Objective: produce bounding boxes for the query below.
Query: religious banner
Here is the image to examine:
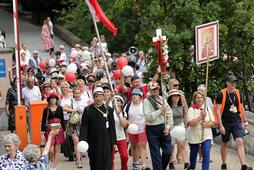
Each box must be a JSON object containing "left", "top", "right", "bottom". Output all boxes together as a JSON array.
[{"left": 195, "top": 21, "right": 219, "bottom": 64}]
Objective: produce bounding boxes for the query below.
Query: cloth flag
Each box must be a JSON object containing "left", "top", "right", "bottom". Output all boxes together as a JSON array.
[{"left": 85, "top": 0, "right": 118, "bottom": 36}]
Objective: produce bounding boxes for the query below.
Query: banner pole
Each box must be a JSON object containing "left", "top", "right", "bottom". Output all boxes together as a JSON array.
[
  {"left": 91, "top": 17, "right": 120, "bottom": 112},
  {"left": 13, "top": 0, "right": 22, "bottom": 105}
]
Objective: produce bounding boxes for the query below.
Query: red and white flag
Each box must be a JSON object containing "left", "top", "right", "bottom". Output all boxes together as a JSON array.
[{"left": 85, "top": 0, "right": 118, "bottom": 36}]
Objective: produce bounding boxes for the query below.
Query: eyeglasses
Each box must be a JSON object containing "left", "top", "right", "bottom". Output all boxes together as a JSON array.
[{"left": 173, "top": 84, "right": 179, "bottom": 87}]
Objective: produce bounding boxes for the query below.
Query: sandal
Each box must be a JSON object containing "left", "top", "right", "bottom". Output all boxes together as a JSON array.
[{"left": 76, "top": 161, "right": 83, "bottom": 168}]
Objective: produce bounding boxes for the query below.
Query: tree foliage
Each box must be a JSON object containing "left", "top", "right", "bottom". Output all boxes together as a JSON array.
[{"left": 57, "top": 0, "right": 254, "bottom": 109}]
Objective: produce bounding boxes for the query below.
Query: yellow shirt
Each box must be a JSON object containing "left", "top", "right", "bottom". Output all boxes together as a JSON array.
[{"left": 186, "top": 106, "right": 215, "bottom": 144}]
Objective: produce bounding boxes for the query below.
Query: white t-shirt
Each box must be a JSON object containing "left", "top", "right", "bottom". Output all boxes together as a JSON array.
[
  {"left": 186, "top": 106, "right": 215, "bottom": 144},
  {"left": 72, "top": 98, "right": 88, "bottom": 119},
  {"left": 60, "top": 97, "right": 72, "bottom": 120},
  {"left": 59, "top": 52, "right": 67, "bottom": 61},
  {"left": 22, "top": 86, "right": 41, "bottom": 106},
  {"left": 113, "top": 111, "right": 126, "bottom": 141},
  {"left": 126, "top": 102, "right": 145, "bottom": 133}
]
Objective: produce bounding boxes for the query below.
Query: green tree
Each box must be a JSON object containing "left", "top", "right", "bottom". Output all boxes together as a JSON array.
[{"left": 57, "top": 0, "right": 254, "bottom": 110}]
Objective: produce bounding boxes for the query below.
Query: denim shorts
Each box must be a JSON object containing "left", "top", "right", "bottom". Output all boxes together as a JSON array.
[{"left": 221, "top": 121, "right": 243, "bottom": 142}]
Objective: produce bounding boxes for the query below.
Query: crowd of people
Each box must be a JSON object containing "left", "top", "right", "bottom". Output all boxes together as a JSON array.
[{"left": 0, "top": 25, "right": 252, "bottom": 170}]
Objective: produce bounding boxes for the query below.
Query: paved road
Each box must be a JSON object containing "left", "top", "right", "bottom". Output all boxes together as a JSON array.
[
  {"left": 0, "top": 6, "right": 254, "bottom": 170},
  {"left": 0, "top": 6, "right": 71, "bottom": 59}
]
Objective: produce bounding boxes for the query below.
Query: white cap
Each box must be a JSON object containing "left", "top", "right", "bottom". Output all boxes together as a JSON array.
[
  {"left": 93, "top": 87, "right": 104, "bottom": 95},
  {"left": 58, "top": 73, "right": 64, "bottom": 78},
  {"left": 105, "top": 52, "right": 111, "bottom": 57},
  {"left": 61, "top": 62, "right": 68, "bottom": 66},
  {"left": 51, "top": 72, "right": 59, "bottom": 78}
]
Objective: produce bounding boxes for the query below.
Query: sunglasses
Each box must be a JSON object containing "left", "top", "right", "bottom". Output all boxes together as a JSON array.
[{"left": 173, "top": 84, "right": 179, "bottom": 87}]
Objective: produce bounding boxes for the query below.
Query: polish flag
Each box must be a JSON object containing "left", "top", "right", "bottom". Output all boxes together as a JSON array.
[{"left": 86, "top": 0, "right": 118, "bottom": 36}]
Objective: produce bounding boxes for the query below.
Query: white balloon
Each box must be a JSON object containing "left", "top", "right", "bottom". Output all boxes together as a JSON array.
[
  {"left": 77, "top": 141, "right": 89, "bottom": 153},
  {"left": 122, "top": 66, "right": 134, "bottom": 77},
  {"left": 48, "top": 59, "right": 56, "bottom": 67},
  {"left": 127, "top": 123, "right": 139, "bottom": 134},
  {"left": 67, "top": 63, "right": 78, "bottom": 73},
  {"left": 170, "top": 126, "right": 186, "bottom": 139}
]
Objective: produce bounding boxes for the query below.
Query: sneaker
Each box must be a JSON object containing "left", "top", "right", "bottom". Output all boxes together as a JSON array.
[
  {"left": 133, "top": 164, "right": 139, "bottom": 170},
  {"left": 221, "top": 164, "right": 227, "bottom": 170},
  {"left": 76, "top": 161, "right": 83, "bottom": 169},
  {"left": 184, "top": 163, "right": 190, "bottom": 169},
  {"left": 241, "top": 165, "right": 253, "bottom": 170},
  {"left": 141, "top": 165, "right": 150, "bottom": 170},
  {"left": 169, "top": 162, "right": 175, "bottom": 170}
]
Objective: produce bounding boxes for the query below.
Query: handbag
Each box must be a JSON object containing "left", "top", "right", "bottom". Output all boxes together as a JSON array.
[
  {"left": 69, "top": 99, "right": 81, "bottom": 125},
  {"left": 207, "top": 108, "right": 220, "bottom": 137}
]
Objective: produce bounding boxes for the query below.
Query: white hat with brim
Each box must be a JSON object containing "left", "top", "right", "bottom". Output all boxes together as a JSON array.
[
  {"left": 51, "top": 72, "right": 59, "bottom": 79},
  {"left": 168, "top": 89, "right": 181, "bottom": 97},
  {"left": 93, "top": 87, "right": 104, "bottom": 95}
]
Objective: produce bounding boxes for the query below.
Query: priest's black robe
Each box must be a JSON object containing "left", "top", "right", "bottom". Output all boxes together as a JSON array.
[{"left": 79, "top": 104, "right": 116, "bottom": 170}]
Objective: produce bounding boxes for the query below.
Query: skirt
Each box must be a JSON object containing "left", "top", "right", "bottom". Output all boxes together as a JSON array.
[{"left": 45, "top": 118, "right": 65, "bottom": 145}]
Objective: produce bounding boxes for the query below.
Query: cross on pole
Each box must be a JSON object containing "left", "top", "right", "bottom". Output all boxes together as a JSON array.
[{"left": 152, "top": 29, "right": 167, "bottom": 74}]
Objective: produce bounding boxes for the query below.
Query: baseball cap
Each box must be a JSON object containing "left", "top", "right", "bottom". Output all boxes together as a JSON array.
[
  {"left": 131, "top": 88, "right": 142, "bottom": 96},
  {"left": 102, "top": 83, "right": 111, "bottom": 90},
  {"left": 93, "top": 87, "right": 104, "bottom": 95},
  {"left": 114, "top": 95, "right": 125, "bottom": 105},
  {"left": 227, "top": 75, "right": 237, "bottom": 82}
]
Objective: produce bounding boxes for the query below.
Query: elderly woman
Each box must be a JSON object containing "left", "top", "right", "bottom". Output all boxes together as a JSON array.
[
  {"left": 23, "top": 129, "right": 59, "bottom": 169},
  {"left": 186, "top": 91, "right": 215, "bottom": 170},
  {"left": 0, "top": 134, "right": 27, "bottom": 169}
]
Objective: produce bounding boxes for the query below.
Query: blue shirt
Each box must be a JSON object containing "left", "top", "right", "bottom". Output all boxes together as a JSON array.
[{"left": 24, "top": 154, "right": 48, "bottom": 170}]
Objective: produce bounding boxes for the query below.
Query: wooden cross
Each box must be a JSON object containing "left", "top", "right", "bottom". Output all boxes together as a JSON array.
[{"left": 152, "top": 29, "right": 167, "bottom": 74}]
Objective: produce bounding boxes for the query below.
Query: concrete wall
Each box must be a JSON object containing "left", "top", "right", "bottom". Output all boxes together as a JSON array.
[
  {"left": 214, "top": 111, "right": 254, "bottom": 156},
  {"left": 54, "top": 24, "right": 83, "bottom": 47},
  {"left": 0, "top": 48, "right": 13, "bottom": 130}
]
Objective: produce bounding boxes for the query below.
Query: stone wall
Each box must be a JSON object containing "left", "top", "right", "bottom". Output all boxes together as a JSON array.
[{"left": 54, "top": 24, "right": 83, "bottom": 47}]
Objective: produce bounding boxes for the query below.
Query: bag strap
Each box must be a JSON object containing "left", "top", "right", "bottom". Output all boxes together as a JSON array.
[
  {"left": 46, "top": 107, "right": 50, "bottom": 126},
  {"left": 147, "top": 96, "right": 161, "bottom": 110},
  {"left": 71, "top": 99, "right": 74, "bottom": 109}
]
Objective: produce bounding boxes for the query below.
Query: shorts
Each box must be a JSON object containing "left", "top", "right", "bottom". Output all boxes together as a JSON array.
[
  {"left": 221, "top": 121, "right": 243, "bottom": 143},
  {"left": 128, "top": 131, "right": 147, "bottom": 144}
]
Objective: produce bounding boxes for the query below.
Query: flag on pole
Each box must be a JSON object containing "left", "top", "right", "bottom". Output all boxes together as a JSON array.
[{"left": 85, "top": 0, "right": 118, "bottom": 36}]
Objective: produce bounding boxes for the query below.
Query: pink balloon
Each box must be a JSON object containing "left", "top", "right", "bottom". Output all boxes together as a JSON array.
[
  {"left": 65, "top": 72, "right": 76, "bottom": 82},
  {"left": 117, "top": 57, "right": 128, "bottom": 69}
]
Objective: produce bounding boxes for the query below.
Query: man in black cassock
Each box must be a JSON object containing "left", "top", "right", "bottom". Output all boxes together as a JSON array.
[{"left": 79, "top": 87, "right": 116, "bottom": 170}]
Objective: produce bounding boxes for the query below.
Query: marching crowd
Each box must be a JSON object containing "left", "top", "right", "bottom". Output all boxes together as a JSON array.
[{"left": 0, "top": 28, "right": 252, "bottom": 170}]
